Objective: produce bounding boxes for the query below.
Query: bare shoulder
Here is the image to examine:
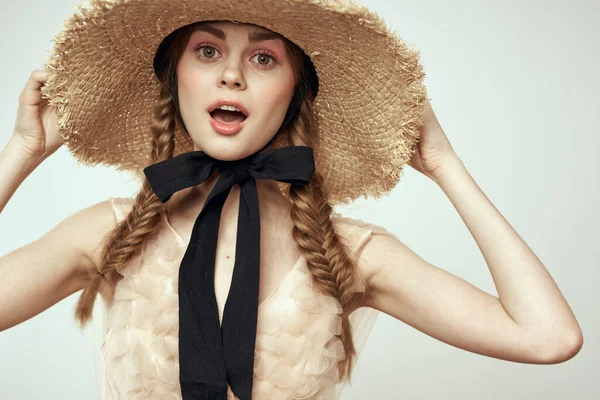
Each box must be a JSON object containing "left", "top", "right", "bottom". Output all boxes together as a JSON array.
[
  {"left": 51, "top": 198, "right": 122, "bottom": 281},
  {"left": 333, "top": 216, "right": 429, "bottom": 313},
  {"left": 0, "top": 198, "right": 124, "bottom": 331},
  {"left": 330, "top": 214, "right": 403, "bottom": 308}
]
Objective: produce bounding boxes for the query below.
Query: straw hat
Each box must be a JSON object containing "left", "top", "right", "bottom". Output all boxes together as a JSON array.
[{"left": 41, "top": 0, "right": 428, "bottom": 205}]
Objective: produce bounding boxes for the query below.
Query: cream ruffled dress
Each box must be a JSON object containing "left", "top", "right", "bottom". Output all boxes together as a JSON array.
[{"left": 95, "top": 196, "right": 397, "bottom": 399}]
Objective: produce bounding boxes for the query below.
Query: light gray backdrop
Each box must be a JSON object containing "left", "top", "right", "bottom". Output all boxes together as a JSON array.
[{"left": 0, "top": 0, "right": 597, "bottom": 399}]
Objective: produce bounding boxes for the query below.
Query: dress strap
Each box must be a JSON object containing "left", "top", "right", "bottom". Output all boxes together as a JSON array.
[
  {"left": 108, "top": 196, "right": 135, "bottom": 224},
  {"left": 331, "top": 212, "right": 399, "bottom": 294}
]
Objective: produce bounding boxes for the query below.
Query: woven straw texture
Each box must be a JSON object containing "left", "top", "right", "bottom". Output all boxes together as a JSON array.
[{"left": 40, "top": 0, "right": 427, "bottom": 205}]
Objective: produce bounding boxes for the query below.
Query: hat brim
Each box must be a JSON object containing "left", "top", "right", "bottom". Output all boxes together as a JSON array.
[{"left": 41, "top": 0, "right": 427, "bottom": 204}]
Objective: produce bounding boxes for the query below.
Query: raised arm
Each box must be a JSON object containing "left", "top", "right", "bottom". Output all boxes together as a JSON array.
[
  {"left": 357, "top": 102, "right": 582, "bottom": 365},
  {"left": 0, "top": 69, "right": 115, "bottom": 332},
  {"left": 0, "top": 198, "right": 115, "bottom": 332},
  {"left": 357, "top": 154, "right": 583, "bottom": 365}
]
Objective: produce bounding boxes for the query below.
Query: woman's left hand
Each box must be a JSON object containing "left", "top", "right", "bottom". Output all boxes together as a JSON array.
[{"left": 408, "top": 100, "right": 457, "bottom": 180}]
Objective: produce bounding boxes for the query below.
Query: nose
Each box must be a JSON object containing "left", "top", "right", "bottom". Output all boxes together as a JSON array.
[{"left": 218, "top": 60, "right": 247, "bottom": 91}]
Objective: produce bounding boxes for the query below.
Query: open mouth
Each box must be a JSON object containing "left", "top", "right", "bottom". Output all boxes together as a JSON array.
[{"left": 209, "top": 109, "right": 247, "bottom": 124}]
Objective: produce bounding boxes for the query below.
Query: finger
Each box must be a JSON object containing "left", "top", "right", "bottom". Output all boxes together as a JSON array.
[{"left": 19, "top": 70, "right": 49, "bottom": 107}]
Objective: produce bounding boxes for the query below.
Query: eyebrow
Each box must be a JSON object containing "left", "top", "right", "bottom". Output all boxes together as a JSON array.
[{"left": 193, "top": 25, "right": 283, "bottom": 43}]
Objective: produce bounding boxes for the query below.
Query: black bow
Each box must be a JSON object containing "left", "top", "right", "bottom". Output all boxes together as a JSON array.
[{"left": 143, "top": 146, "right": 315, "bottom": 399}]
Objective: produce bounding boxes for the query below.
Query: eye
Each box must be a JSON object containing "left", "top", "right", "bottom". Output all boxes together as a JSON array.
[
  {"left": 192, "top": 43, "right": 278, "bottom": 69},
  {"left": 193, "top": 43, "right": 222, "bottom": 60},
  {"left": 251, "top": 52, "right": 278, "bottom": 69}
]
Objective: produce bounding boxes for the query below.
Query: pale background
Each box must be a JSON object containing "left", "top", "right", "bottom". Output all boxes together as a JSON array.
[{"left": 0, "top": 0, "right": 598, "bottom": 399}]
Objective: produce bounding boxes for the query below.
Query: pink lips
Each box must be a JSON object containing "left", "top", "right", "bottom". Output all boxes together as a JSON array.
[
  {"left": 209, "top": 112, "right": 246, "bottom": 135},
  {"left": 207, "top": 98, "right": 249, "bottom": 136}
]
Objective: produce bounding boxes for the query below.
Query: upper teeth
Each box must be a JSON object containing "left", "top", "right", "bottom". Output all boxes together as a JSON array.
[{"left": 216, "top": 105, "right": 242, "bottom": 113}]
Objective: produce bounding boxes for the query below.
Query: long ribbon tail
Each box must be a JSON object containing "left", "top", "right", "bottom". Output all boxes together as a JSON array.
[
  {"left": 221, "top": 178, "right": 261, "bottom": 400},
  {"left": 179, "top": 176, "right": 234, "bottom": 399}
]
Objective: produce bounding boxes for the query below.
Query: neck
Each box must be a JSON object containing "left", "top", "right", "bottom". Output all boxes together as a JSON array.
[
  {"left": 167, "top": 170, "right": 292, "bottom": 223},
  {"left": 195, "top": 171, "right": 288, "bottom": 203},
  {"left": 174, "top": 141, "right": 291, "bottom": 217}
]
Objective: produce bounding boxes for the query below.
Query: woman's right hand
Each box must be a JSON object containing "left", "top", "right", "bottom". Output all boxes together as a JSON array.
[{"left": 11, "top": 69, "right": 64, "bottom": 161}]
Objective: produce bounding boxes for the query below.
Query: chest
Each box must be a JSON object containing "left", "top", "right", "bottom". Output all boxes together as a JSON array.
[
  {"left": 191, "top": 210, "right": 302, "bottom": 323},
  {"left": 100, "top": 221, "right": 347, "bottom": 400},
  {"left": 134, "top": 200, "right": 302, "bottom": 324}
]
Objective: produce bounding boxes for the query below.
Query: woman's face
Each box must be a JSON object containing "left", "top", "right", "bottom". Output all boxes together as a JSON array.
[{"left": 176, "top": 21, "right": 296, "bottom": 161}]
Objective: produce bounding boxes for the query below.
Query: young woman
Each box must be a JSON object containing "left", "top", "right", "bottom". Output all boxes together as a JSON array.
[{"left": 0, "top": 1, "right": 583, "bottom": 399}]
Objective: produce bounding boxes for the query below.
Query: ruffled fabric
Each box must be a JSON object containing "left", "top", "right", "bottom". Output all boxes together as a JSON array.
[
  {"left": 101, "top": 197, "right": 184, "bottom": 399},
  {"left": 100, "top": 197, "right": 394, "bottom": 399}
]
